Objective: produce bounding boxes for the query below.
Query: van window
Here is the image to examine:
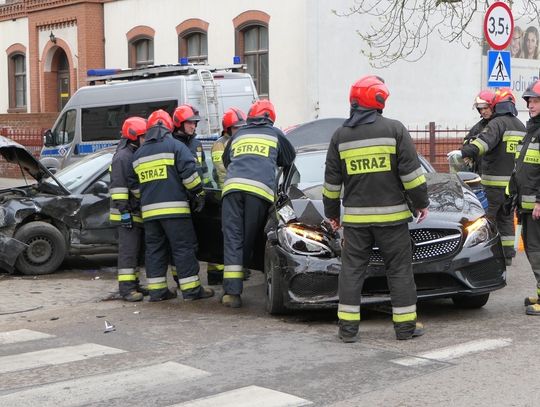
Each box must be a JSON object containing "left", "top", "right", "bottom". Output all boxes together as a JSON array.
[
  {"left": 51, "top": 109, "right": 76, "bottom": 145},
  {"left": 81, "top": 100, "right": 177, "bottom": 142}
]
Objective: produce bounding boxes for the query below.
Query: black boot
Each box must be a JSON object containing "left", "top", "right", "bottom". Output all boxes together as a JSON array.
[
  {"left": 149, "top": 289, "right": 177, "bottom": 302},
  {"left": 394, "top": 321, "right": 425, "bottom": 340},
  {"left": 338, "top": 322, "right": 359, "bottom": 343},
  {"left": 207, "top": 271, "right": 223, "bottom": 285}
]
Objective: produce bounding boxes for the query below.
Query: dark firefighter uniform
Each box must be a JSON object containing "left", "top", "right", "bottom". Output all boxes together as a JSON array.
[
  {"left": 211, "top": 133, "right": 231, "bottom": 189},
  {"left": 221, "top": 119, "right": 296, "bottom": 299},
  {"left": 463, "top": 118, "right": 490, "bottom": 174},
  {"left": 131, "top": 125, "right": 205, "bottom": 301},
  {"left": 509, "top": 111, "right": 540, "bottom": 311},
  {"left": 323, "top": 112, "right": 429, "bottom": 339},
  {"left": 109, "top": 138, "right": 144, "bottom": 298},
  {"left": 462, "top": 105, "right": 526, "bottom": 261}
]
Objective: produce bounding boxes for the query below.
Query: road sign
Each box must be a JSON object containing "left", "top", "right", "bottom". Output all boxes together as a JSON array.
[
  {"left": 484, "top": 2, "right": 514, "bottom": 50},
  {"left": 487, "top": 50, "right": 511, "bottom": 87}
]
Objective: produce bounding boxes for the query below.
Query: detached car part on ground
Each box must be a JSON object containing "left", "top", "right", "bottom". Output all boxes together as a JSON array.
[{"left": 193, "top": 119, "right": 507, "bottom": 314}]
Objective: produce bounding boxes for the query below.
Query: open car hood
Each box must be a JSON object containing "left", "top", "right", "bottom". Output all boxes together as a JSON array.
[{"left": 0, "top": 135, "right": 69, "bottom": 194}]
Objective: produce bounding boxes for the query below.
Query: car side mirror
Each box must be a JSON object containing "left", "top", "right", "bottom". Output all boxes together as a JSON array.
[
  {"left": 43, "top": 129, "right": 54, "bottom": 147},
  {"left": 90, "top": 180, "right": 109, "bottom": 195}
]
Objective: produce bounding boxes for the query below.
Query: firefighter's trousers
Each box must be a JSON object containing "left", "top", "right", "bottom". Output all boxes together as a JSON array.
[
  {"left": 145, "top": 217, "right": 202, "bottom": 300},
  {"left": 222, "top": 192, "right": 270, "bottom": 295},
  {"left": 338, "top": 223, "right": 417, "bottom": 327},
  {"left": 485, "top": 186, "right": 515, "bottom": 259},
  {"left": 522, "top": 213, "right": 540, "bottom": 296},
  {"left": 117, "top": 226, "right": 144, "bottom": 297}
]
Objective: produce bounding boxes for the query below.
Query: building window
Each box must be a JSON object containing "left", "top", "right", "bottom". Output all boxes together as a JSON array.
[
  {"left": 9, "top": 53, "right": 26, "bottom": 109},
  {"left": 129, "top": 37, "right": 154, "bottom": 68},
  {"left": 241, "top": 25, "right": 268, "bottom": 97},
  {"left": 183, "top": 32, "right": 208, "bottom": 64}
]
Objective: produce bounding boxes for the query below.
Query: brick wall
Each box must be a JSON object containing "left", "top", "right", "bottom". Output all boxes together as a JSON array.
[{"left": 0, "top": 113, "right": 55, "bottom": 177}]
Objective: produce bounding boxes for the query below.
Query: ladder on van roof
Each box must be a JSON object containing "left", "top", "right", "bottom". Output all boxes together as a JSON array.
[
  {"left": 197, "top": 69, "right": 222, "bottom": 136},
  {"left": 85, "top": 63, "right": 247, "bottom": 83}
]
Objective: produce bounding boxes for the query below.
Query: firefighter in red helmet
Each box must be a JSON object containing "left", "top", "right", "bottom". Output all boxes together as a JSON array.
[
  {"left": 457, "top": 88, "right": 526, "bottom": 265},
  {"left": 323, "top": 75, "right": 429, "bottom": 342},
  {"left": 220, "top": 100, "right": 296, "bottom": 307},
  {"left": 109, "top": 116, "right": 148, "bottom": 301},
  {"left": 508, "top": 80, "right": 540, "bottom": 315},
  {"left": 129, "top": 109, "right": 214, "bottom": 302}
]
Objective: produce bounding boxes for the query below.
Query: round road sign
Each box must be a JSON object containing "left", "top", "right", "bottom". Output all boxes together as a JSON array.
[{"left": 484, "top": 2, "right": 514, "bottom": 50}]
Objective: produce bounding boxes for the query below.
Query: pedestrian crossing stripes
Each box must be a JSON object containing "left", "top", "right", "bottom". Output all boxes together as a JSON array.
[
  {"left": 170, "top": 385, "right": 312, "bottom": 406},
  {"left": 0, "top": 343, "right": 125, "bottom": 374},
  {"left": 0, "top": 329, "right": 55, "bottom": 344}
]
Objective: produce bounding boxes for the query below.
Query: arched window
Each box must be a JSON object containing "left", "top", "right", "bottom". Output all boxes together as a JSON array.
[
  {"left": 241, "top": 25, "right": 268, "bottom": 97},
  {"left": 181, "top": 32, "right": 208, "bottom": 64},
  {"left": 8, "top": 53, "right": 26, "bottom": 109},
  {"left": 130, "top": 37, "right": 154, "bottom": 68}
]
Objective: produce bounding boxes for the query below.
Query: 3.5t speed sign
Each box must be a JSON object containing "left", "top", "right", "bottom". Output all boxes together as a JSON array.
[{"left": 484, "top": 2, "right": 514, "bottom": 50}]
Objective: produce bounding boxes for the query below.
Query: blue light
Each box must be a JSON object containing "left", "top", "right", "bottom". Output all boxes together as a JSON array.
[
  {"left": 180, "top": 58, "right": 189, "bottom": 65},
  {"left": 233, "top": 56, "right": 241, "bottom": 64}
]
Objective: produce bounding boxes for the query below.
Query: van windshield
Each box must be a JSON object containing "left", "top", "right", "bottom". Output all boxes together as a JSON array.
[{"left": 49, "top": 109, "right": 76, "bottom": 146}]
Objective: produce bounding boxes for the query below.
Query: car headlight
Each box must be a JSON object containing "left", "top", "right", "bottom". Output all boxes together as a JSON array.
[
  {"left": 463, "top": 217, "right": 496, "bottom": 248},
  {"left": 277, "top": 223, "right": 334, "bottom": 257}
]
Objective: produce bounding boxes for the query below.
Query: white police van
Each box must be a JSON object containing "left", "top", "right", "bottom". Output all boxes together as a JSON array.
[{"left": 40, "top": 64, "right": 258, "bottom": 171}]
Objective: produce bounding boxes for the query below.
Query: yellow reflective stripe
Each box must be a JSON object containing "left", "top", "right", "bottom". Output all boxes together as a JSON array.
[
  {"left": 232, "top": 137, "right": 277, "bottom": 148},
  {"left": 142, "top": 207, "right": 191, "bottom": 219},
  {"left": 118, "top": 275, "right": 137, "bottom": 282},
  {"left": 109, "top": 213, "right": 121, "bottom": 221},
  {"left": 524, "top": 149, "right": 540, "bottom": 164},
  {"left": 148, "top": 282, "right": 168, "bottom": 290},
  {"left": 403, "top": 174, "right": 426, "bottom": 190},
  {"left": 471, "top": 139, "right": 487, "bottom": 155},
  {"left": 134, "top": 158, "right": 174, "bottom": 172},
  {"left": 212, "top": 151, "right": 223, "bottom": 162},
  {"left": 343, "top": 210, "right": 411, "bottom": 224},
  {"left": 207, "top": 264, "right": 224, "bottom": 271},
  {"left": 223, "top": 183, "right": 274, "bottom": 202},
  {"left": 111, "top": 193, "right": 129, "bottom": 200},
  {"left": 503, "top": 135, "right": 525, "bottom": 142},
  {"left": 501, "top": 240, "right": 515, "bottom": 247},
  {"left": 339, "top": 145, "right": 396, "bottom": 159},
  {"left": 184, "top": 174, "right": 202, "bottom": 190},
  {"left": 180, "top": 281, "right": 201, "bottom": 291},
  {"left": 133, "top": 215, "right": 143, "bottom": 223},
  {"left": 481, "top": 179, "right": 508, "bottom": 187},
  {"left": 203, "top": 177, "right": 211, "bottom": 184},
  {"left": 224, "top": 271, "right": 244, "bottom": 279},
  {"left": 322, "top": 188, "right": 341, "bottom": 199},
  {"left": 522, "top": 202, "right": 535, "bottom": 210},
  {"left": 393, "top": 312, "right": 417, "bottom": 323},
  {"left": 338, "top": 311, "right": 361, "bottom": 321}
]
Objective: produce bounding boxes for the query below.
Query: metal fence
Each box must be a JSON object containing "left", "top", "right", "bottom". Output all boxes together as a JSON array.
[{"left": 0, "top": 122, "right": 468, "bottom": 178}]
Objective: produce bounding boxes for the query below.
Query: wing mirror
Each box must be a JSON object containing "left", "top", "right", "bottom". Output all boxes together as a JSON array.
[
  {"left": 90, "top": 180, "right": 109, "bottom": 195},
  {"left": 43, "top": 129, "right": 54, "bottom": 147}
]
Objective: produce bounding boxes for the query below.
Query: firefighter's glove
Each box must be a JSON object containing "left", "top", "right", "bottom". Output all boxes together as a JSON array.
[
  {"left": 120, "top": 212, "right": 132, "bottom": 229},
  {"left": 446, "top": 150, "right": 462, "bottom": 159},
  {"left": 192, "top": 191, "right": 206, "bottom": 213}
]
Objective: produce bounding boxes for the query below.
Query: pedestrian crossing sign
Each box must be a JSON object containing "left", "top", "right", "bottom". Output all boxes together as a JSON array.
[{"left": 487, "top": 50, "right": 511, "bottom": 87}]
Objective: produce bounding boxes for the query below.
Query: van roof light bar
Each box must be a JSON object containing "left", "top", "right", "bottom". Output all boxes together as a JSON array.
[{"left": 86, "top": 63, "right": 246, "bottom": 83}]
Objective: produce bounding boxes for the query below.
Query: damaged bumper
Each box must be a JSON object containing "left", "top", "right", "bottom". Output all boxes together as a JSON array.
[{"left": 0, "top": 234, "right": 27, "bottom": 272}]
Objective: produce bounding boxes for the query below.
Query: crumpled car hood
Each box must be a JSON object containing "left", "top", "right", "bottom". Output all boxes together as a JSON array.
[{"left": 0, "top": 135, "right": 46, "bottom": 182}]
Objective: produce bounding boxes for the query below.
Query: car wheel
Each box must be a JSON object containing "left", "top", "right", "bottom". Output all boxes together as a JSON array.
[
  {"left": 14, "top": 221, "right": 67, "bottom": 275},
  {"left": 452, "top": 293, "right": 490, "bottom": 309},
  {"left": 265, "top": 250, "right": 287, "bottom": 315}
]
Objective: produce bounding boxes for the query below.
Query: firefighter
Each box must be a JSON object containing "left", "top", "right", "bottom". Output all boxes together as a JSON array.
[
  {"left": 206, "top": 107, "right": 247, "bottom": 285},
  {"left": 109, "top": 116, "right": 147, "bottom": 302},
  {"left": 323, "top": 75, "right": 429, "bottom": 342},
  {"left": 131, "top": 109, "right": 214, "bottom": 302},
  {"left": 221, "top": 100, "right": 296, "bottom": 308},
  {"left": 457, "top": 88, "right": 527, "bottom": 265},
  {"left": 508, "top": 80, "right": 540, "bottom": 315},
  {"left": 463, "top": 90, "right": 495, "bottom": 173}
]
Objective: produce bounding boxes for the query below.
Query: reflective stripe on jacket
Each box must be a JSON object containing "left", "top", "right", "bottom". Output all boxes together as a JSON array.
[
  {"left": 131, "top": 126, "right": 202, "bottom": 221},
  {"left": 514, "top": 123, "right": 540, "bottom": 213},
  {"left": 323, "top": 113, "right": 429, "bottom": 227}
]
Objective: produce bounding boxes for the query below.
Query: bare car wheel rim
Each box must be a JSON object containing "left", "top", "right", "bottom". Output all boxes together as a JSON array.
[{"left": 25, "top": 236, "right": 53, "bottom": 265}]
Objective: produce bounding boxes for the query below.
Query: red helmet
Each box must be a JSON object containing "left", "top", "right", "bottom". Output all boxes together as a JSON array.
[
  {"left": 490, "top": 87, "right": 516, "bottom": 108},
  {"left": 473, "top": 90, "right": 495, "bottom": 109},
  {"left": 147, "top": 109, "right": 173, "bottom": 131},
  {"left": 523, "top": 80, "right": 540, "bottom": 104},
  {"left": 248, "top": 99, "right": 276, "bottom": 123},
  {"left": 121, "top": 117, "right": 147, "bottom": 141},
  {"left": 349, "top": 75, "right": 389, "bottom": 110},
  {"left": 172, "top": 104, "right": 201, "bottom": 128},
  {"left": 222, "top": 107, "right": 247, "bottom": 131}
]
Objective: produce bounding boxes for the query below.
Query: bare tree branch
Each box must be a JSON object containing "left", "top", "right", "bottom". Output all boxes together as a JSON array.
[{"left": 333, "top": 0, "right": 540, "bottom": 68}]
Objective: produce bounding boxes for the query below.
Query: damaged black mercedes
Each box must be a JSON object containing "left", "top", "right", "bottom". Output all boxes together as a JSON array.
[
  {"left": 0, "top": 136, "right": 117, "bottom": 274},
  {"left": 194, "top": 118, "right": 507, "bottom": 314}
]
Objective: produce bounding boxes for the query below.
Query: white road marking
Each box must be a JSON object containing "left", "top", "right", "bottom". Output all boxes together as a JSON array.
[
  {"left": 171, "top": 385, "right": 312, "bottom": 407},
  {"left": 0, "top": 343, "right": 125, "bottom": 374},
  {"left": 0, "top": 329, "right": 55, "bottom": 345},
  {"left": 0, "top": 361, "right": 209, "bottom": 407},
  {"left": 391, "top": 338, "right": 513, "bottom": 367}
]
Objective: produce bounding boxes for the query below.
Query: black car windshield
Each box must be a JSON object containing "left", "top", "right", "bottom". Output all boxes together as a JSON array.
[{"left": 43, "top": 152, "right": 113, "bottom": 192}]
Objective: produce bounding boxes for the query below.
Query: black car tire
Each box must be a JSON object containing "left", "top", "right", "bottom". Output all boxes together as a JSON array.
[
  {"left": 265, "top": 250, "right": 287, "bottom": 315},
  {"left": 14, "top": 221, "right": 67, "bottom": 275},
  {"left": 452, "top": 293, "right": 490, "bottom": 309}
]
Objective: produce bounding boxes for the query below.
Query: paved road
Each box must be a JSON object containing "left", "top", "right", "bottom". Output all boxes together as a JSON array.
[{"left": 0, "top": 253, "right": 539, "bottom": 406}]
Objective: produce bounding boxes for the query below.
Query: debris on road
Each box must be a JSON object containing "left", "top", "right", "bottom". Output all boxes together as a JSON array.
[{"left": 104, "top": 320, "right": 116, "bottom": 333}]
